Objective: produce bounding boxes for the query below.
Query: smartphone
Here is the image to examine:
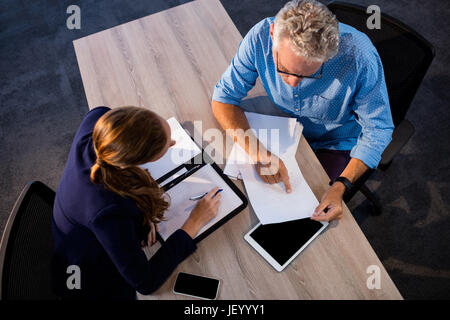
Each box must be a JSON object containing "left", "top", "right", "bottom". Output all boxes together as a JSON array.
[{"left": 173, "top": 272, "right": 220, "bottom": 300}]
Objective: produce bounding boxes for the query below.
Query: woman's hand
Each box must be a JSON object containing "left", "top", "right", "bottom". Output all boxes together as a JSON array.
[
  {"left": 141, "top": 221, "right": 159, "bottom": 247},
  {"left": 181, "top": 187, "right": 222, "bottom": 239}
]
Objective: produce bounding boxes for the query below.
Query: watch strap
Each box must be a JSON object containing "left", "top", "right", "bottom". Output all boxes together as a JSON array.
[{"left": 331, "top": 176, "right": 354, "bottom": 191}]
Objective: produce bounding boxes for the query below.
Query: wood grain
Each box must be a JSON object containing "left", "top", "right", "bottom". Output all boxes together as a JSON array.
[{"left": 73, "top": 0, "right": 402, "bottom": 299}]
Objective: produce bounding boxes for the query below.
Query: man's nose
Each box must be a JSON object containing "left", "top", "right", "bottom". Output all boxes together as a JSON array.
[{"left": 286, "top": 76, "right": 302, "bottom": 87}]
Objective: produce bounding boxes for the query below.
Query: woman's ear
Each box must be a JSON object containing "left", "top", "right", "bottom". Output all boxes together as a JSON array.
[
  {"left": 170, "top": 139, "right": 176, "bottom": 147},
  {"left": 269, "top": 23, "right": 274, "bottom": 41}
]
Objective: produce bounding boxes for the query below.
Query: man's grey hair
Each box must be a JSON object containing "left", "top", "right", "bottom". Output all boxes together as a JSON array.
[{"left": 273, "top": 0, "right": 340, "bottom": 62}]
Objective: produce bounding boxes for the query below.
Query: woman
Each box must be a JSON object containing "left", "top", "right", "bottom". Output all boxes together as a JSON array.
[{"left": 51, "top": 106, "right": 220, "bottom": 299}]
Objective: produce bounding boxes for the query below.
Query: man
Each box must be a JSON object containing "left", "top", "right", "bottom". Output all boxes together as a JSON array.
[{"left": 212, "top": 0, "right": 394, "bottom": 222}]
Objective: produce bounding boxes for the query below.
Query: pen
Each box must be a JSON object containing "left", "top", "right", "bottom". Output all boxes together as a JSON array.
[
  {"left": 189, "top": 188, "right": 223, "bottom": 201},
  {"left": 163, "top": 164, "right": 202, "bottom": 190}
]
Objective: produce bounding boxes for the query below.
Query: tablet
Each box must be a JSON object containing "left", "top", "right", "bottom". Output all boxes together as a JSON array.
[{"left": 244, "top": 218, "right": 328, "bottom": 272}]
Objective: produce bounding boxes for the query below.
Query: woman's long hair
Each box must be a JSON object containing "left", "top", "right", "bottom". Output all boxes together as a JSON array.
[{"left": 90, "top": 106, "right": 169, "bottom": 225}]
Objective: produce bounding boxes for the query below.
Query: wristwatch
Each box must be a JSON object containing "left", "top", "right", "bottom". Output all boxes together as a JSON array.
[{"left": 329, "top": 176, "right": 354, "bottom": 192}]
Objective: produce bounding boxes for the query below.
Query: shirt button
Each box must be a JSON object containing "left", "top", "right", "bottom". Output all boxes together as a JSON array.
[
  {"left": 295, "top": 108, "right": 299, "bottom": 111},
  {"left": 294, "top": 94, "right": 299, "bottom": 97}
]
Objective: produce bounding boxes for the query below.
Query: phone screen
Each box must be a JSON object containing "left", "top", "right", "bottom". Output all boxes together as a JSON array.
[{"left": 173, "top": 272, "right": 220, "bottom": 300}]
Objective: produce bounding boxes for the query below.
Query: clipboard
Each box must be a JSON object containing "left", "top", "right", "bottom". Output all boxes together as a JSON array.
[{"left": 153, "top": 129, "right": 248, "bottom": 244}]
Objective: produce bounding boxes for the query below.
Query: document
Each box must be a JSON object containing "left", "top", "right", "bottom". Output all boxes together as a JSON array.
[
  {"left": 244, "top": 111, "right": 302, "bottom": 156},
  {"left": 224, "top": 112, "right": 302, "bottom": 179},
  {"left": 140, "top": 117, "right": 201, "bottom": 180},
  {"left": 158, "top": 164, "right": 243, "bottom": 241},
  {"left": 223, "top": 112, "right": 318, "bottom": 224},
  {"left": 239, "top": 153, "right": 319, "bottom": 224}
]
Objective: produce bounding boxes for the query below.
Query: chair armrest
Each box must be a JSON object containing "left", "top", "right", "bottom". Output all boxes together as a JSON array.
[
  {"left": 0, "top": 182, "right": 33, "bottom": 299},
  {"left": 379, "top": 119, "right": 415, "bottom": 170}
]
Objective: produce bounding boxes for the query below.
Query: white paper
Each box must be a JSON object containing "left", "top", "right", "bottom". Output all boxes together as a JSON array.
[
  {"left": 140, "top": 117, "right": 201, "bottom": 180},
  {"left": 240, "top": 155, "right": 319, "bottom": 224},
  {"left": 244, "top": 112, "right": 301, "bottom": 156},
  {"left": 223, "top": 142, "right": 253, "bottom": 179},
  {"left": 224, "top": 112, "right": 302, "bottom": 179},
  {"left": 158, "top": 164, "right": 243, "bottom": 241},
  {"left": 222, "top": 112, "right": 319, "bottom": 225}
]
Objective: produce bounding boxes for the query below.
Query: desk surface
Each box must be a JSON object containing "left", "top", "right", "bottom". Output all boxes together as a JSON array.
[{"left": 73, "top": 0, "right": 402, "bottom": 299}]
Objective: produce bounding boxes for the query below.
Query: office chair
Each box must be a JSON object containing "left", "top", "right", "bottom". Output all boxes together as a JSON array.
[
  {"left": 0, "top": 181, "right": 58, "bottom": 300},
  {"left": 326, "top": 1, "right": 435, "bottom": 215}
]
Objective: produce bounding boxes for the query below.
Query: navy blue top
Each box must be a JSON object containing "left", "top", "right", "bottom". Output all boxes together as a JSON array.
[{"left": 51, "top": 106, "right": 197, "bottom": 299}]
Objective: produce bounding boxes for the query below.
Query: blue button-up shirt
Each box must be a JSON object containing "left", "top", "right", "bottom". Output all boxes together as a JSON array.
[{"left": 212, "top": 17, "right": 394, "bottom": 169}]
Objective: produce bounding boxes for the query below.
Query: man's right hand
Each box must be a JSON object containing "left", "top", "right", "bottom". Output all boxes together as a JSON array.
[
  {"left": 211, "top": 100, "right": 292, "bottom": 193},
  {"left": 255, "top": 155, "right": 292, "bottom": 193}
]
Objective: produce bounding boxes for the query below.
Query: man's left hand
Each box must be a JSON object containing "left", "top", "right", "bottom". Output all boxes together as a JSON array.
[{"left": 311, "top": 182, "right": 346, "bottom": 222}]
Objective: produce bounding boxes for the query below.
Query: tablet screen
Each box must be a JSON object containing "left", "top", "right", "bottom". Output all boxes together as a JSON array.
[{"left": 248, "top": 218, "right": 324, "bottom": 266}]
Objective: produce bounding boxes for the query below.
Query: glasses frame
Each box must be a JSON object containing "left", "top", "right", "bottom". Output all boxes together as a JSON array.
[{"left": 275, "top": 52, "right": 324, "bottom": 80}]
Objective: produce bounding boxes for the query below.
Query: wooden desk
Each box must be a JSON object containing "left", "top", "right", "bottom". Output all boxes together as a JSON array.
[{"left": 73, "top": 0, "right": 402, "bottom": 299}]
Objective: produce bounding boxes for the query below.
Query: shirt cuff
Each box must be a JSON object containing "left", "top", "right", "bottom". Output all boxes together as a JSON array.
[
  {"left": 350, "top": 143, "right": 381, "bottom": 169},
  {"left": 212, "top": 85, "right": 242, "bottom": 107}
]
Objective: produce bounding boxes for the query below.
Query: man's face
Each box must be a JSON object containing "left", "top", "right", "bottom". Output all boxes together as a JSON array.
[{"left": 270, "top": 24, "right": 323, "bottom": 87}]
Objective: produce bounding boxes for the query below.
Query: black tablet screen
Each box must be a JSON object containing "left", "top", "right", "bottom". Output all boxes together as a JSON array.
[{"left": 249, "top": 218, "right": 324, "bottom": 266}]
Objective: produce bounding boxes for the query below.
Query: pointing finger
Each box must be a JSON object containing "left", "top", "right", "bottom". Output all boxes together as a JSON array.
[{"left": 282, "top": 172, "right": 292, "bottom": 193}]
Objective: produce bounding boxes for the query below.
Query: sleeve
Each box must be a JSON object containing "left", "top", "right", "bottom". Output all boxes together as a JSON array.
[
  {"left": 349, "top": 45, "right": 395, "bottom": 169},
  {"left": 75, "top": 106, "right": 111, "bottom": 139},
  {"left": 212, "top": 25, "right": 259, "bottom": 106},
  {"left": 89, "top": 205, "right": 197, "bottom": 295}
]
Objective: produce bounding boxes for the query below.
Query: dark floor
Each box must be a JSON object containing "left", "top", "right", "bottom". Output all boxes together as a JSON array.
[{"left": 1, "top": 0, "right": 449, "bottom": 299}]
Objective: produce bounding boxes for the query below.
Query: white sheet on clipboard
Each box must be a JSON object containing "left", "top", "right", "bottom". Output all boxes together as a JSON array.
[{"left": 158, "top": 164, "right": 243, "bottom": 241}]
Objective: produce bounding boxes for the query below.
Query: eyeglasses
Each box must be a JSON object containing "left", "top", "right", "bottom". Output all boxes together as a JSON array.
[{"left": 275, "top": 52, "right": 324, "bottom": 80}]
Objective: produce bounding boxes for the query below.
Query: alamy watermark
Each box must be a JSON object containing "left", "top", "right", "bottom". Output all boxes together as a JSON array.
[
  {"left": 66, "top": 5, "right": 81, "bottom": 30},
  {"left": 66, "top": 265, "right": 81, "bottom": 290},
  {"left": 184, "top": 122, "right": 282, "bottom": 176},
  {"left": 366, "top": 265, "right": 381, "bottom": 289},
  {"left": 66, "top": 3, "right": 382, "bottom": 31},
  {"left": 367, "top": 5, "right": 381, "bottom": 30}
]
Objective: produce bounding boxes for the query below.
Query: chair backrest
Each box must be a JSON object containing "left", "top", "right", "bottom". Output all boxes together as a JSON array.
[
  {"left": 327, "top": 1, "right": 435, "bottom": 127},
  {"left": 0, "top": 181, "right": 58, "bottom": 300}
]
